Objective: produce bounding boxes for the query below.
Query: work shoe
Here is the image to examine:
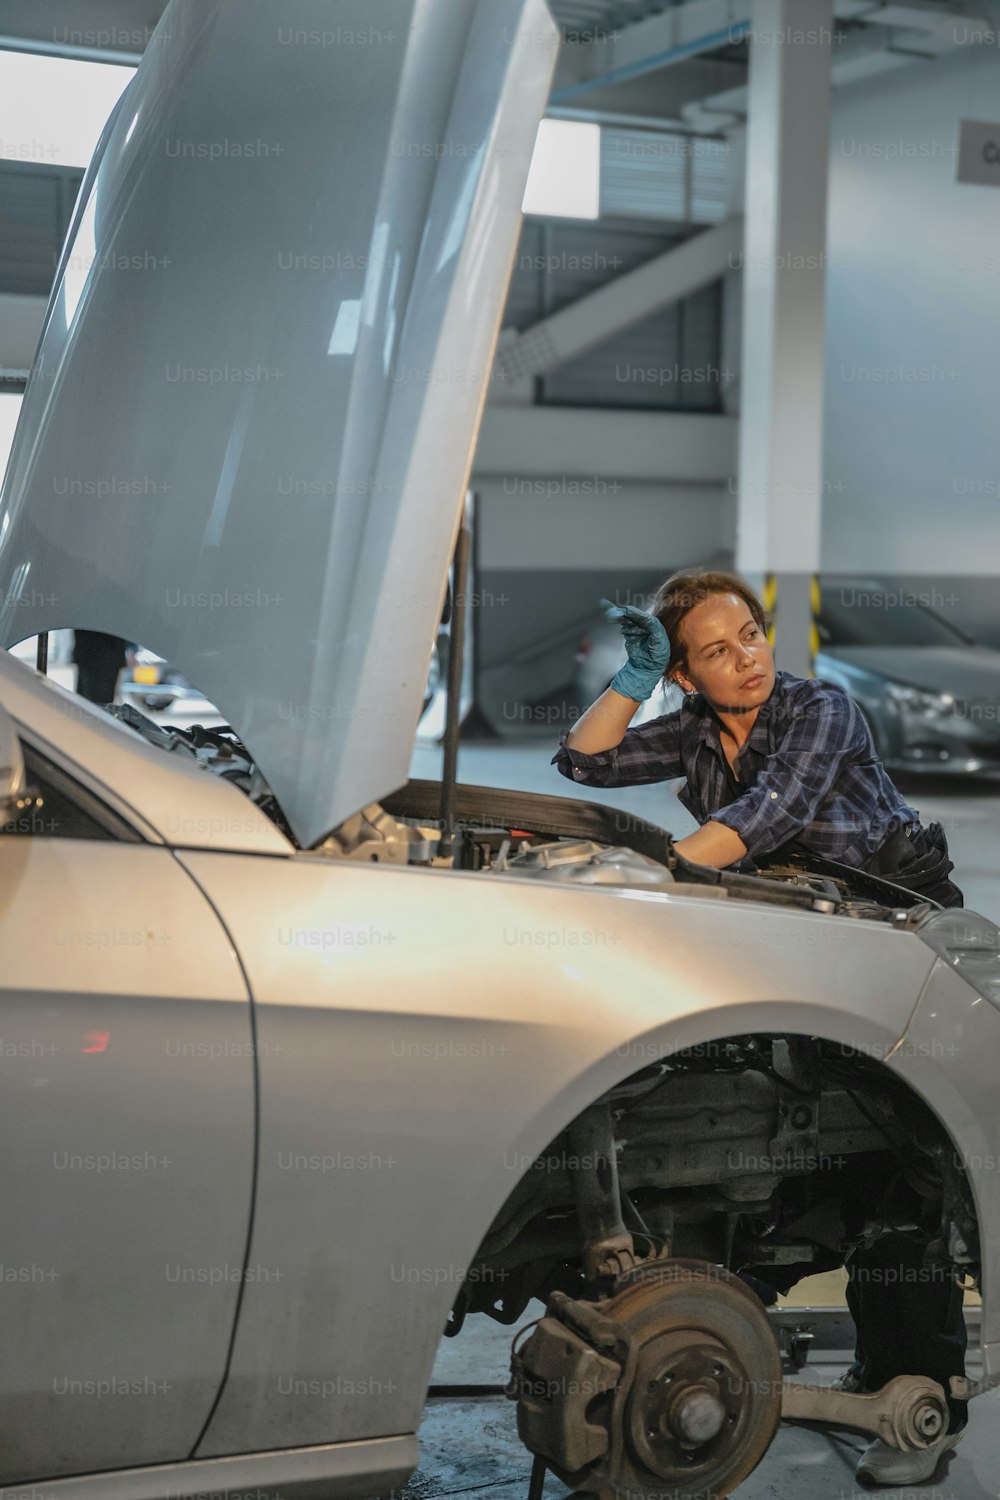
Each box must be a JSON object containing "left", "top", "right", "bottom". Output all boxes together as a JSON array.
[
  {"left": 830, "top": 1366, "right": 867, "bottom": 1393},
  {"left": 855, "top": 1424, "right": 965, "bottom": 1486}
]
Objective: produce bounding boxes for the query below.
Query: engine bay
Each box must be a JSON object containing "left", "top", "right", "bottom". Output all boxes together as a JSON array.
[{"left": 110, "top": 707, "right": 939, "bottom": 927}]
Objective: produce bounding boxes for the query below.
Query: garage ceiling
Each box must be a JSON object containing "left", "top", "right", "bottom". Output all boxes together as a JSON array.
[
  {"left": 549, "top": 0, "right": 676, "bottom": 31},
  {"left": 2, "top": 0, "right": 982, "bottom": 119},
  {"left": 0, "top": 0, "right": 689, "bottom": 57},
  {"left": 0, "top": 0, "right": 987, "bottom": 155}
]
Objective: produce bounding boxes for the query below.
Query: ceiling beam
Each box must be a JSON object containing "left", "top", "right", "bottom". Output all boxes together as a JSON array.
[
  {"left": 550, "top": 0, "right": 984, "bottom": 122},
  {"left": 476, "top": 405, "right": 737, "bottom": 482},
  {"left": 494, "top": 217, "right": 743, "bottom": 383},
  {"left": 552, "top": 0, "right": 752, "bottom": 102},
  {"left": 681, "top": 0, "right": 985, "bottom": 131},
  {"left": 0, "top": 0, "right": 166, "bottom": 61}
]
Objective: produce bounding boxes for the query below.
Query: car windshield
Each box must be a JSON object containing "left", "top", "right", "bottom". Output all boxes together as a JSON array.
[{"left": 819, "top": 587, "right": 973, "bottom": 648}]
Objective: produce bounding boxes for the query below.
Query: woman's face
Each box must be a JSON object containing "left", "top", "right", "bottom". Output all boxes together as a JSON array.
[{"left": 669, "top": 593, "right": 775, "bottom": 712}]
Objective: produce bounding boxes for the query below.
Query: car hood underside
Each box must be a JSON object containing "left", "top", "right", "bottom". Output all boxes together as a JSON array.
[{"left": 0, "top": 0, "right": 557, "bottom": 848}]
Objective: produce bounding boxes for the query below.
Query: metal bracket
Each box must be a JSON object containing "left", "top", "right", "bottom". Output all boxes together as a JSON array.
[
  {"left": 781, "top": 1374, "right": 949, "bottom": 1449},
  {"left": 567, "top": 1103, "right": 635, "bottom": 1280}
]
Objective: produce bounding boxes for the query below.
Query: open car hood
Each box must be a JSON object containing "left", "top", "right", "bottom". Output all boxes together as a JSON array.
[{"left": 0, "top": 0, "right": 558, "bottom": 847}]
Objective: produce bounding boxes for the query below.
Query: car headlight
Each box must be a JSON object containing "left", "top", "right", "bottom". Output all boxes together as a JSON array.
[
  {"left": 919, "top": 909, "right": 1000, "bottom": 1010},
  {"left": 887, "top": 682, "right": 956, "bottom": 718}
]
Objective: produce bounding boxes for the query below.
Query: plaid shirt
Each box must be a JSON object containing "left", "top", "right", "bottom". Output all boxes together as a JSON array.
[{"left": 551, "top": 669, "right": 920, "bottom": 871}]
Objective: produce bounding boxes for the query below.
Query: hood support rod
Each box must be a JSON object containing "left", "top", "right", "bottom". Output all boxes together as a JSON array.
[{"left": 438, "top": 494, "right": 472, "bottom": 859}]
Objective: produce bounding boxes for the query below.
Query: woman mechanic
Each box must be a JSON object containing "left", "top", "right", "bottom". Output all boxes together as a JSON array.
[{"left": 551, "top": 567, "right": 967, "bottom": 1487}]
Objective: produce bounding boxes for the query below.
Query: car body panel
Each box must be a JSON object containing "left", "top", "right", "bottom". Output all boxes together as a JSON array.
[
  {"left": 823, "top": 644, "right": 998, "bottom": 701},
  {"left": 0, "top": 0, "right": 559, "bottom": 849},
  {"left": 0, "top": 1438, "right": 418, "bottom": 1500},
  {"left": 0, "top": 650, "right": 292, "bottom": 854},
  {"left": 0, "top": 838, "right": 255, "bottom": 1481},
  {"left": 175, "top": 847, "right": 945, "bottom": 1453}
]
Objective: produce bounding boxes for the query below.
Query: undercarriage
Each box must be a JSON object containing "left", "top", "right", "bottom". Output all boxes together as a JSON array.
[{"left": 458, "top": 1033, "right": 980, "bottom": 1499}]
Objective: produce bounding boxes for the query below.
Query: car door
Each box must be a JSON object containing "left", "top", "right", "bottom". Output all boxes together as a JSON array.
[{"left": 0, "top": 735, "right": 256, "bottom": 1483}]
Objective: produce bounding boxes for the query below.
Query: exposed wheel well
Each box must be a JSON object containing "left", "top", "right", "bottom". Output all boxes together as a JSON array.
[{"left": 449, "top": 1030, "right": 980, "bottom": 1332}]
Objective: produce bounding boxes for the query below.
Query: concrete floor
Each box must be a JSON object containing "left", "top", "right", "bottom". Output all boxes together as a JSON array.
[
  {"left": 418, "top": 1299, "right": 991, "bottom": 1500},
  {"left": 407, "top": 731, "right": 999, "bottom": 1497},
  {"left": 410, "top": 730, "right": 1000, "bottom": 924}
]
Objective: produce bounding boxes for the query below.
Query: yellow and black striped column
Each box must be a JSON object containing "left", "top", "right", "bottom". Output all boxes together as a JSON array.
[{"left": 764, "top": 571, "right": 820, "bottom": 679}]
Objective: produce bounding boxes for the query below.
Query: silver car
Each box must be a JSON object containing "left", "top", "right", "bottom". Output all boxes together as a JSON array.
[{"left": 0, "top": 4, "right": 998, "bottom": 1499}]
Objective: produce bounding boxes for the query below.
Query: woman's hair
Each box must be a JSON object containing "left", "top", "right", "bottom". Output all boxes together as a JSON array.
[{"left": 650, "top": 568, "right": 771, "bottom": 682}]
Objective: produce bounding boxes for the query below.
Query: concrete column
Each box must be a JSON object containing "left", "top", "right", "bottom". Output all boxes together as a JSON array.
[{"left": 735, "top": 0, "right": 832, "bottom": 677}]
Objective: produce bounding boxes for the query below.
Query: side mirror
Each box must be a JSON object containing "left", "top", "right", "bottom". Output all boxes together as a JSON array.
[{"left": 0, "top": 700, "right": 27, "bottom": 819}]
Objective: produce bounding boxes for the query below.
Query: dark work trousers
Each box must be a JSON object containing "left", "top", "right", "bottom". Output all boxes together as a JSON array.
[
  {"left": 849, "top": 820, "right": 967, "bottom": 1433},
  {"left": 737, "top": 815, "right": 968, "bottom": 1425},
  {"left": 844, "top": 1233, "right": 968, "bottom": 1433},
  {"left": 759, "top": 820, "right": 969, "bottom": 1429}
]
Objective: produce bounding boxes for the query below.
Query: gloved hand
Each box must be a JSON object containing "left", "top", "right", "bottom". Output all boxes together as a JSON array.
[{"left": 599, "top": 598, "right": 671, "bottom": 701}]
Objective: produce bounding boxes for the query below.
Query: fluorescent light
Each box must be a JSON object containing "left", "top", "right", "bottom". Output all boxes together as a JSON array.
[
  {"left": 522, "top": 119, "right": 601, "bottom": 220},
  {"left": 0, "top": 50, "right": 135, "bottom": 168}
]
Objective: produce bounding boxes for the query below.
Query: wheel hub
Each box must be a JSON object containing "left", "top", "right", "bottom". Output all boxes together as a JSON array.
[
  {"left": 669, "top": 1385, "right": 727, "bottom": 1446},
  {"left": 632, "top": 1335, "right": 743, "bottom": 1467}
]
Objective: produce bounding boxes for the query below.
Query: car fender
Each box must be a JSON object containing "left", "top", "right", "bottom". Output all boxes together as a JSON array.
[{"left": 176, "top": 850, "right": 958, "bottom": 1455}]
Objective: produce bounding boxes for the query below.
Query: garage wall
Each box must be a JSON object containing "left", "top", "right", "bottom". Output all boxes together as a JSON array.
[
  {"left": 471, "top": 444, "right": 735, "bottom": 716},
  {"left": 477, "top": 476, "right": 730, "bottom": 571},
  {"left": 822, "top": 39, "right": 1000, "bottom": 574}
]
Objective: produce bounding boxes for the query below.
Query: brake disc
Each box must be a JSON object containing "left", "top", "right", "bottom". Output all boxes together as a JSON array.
[{"left": 513, "top": 1258, "right": 782, "bottom": 1500}]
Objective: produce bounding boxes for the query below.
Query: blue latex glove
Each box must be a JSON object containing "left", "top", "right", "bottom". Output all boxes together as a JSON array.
[{"left": 599, "top": 598, "right": 671, "bottom": 701}]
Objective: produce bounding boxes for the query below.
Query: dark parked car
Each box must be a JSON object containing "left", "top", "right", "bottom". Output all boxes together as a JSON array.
[{"left": 816, "top": 580, "right": 1000, "bottom": 775}]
